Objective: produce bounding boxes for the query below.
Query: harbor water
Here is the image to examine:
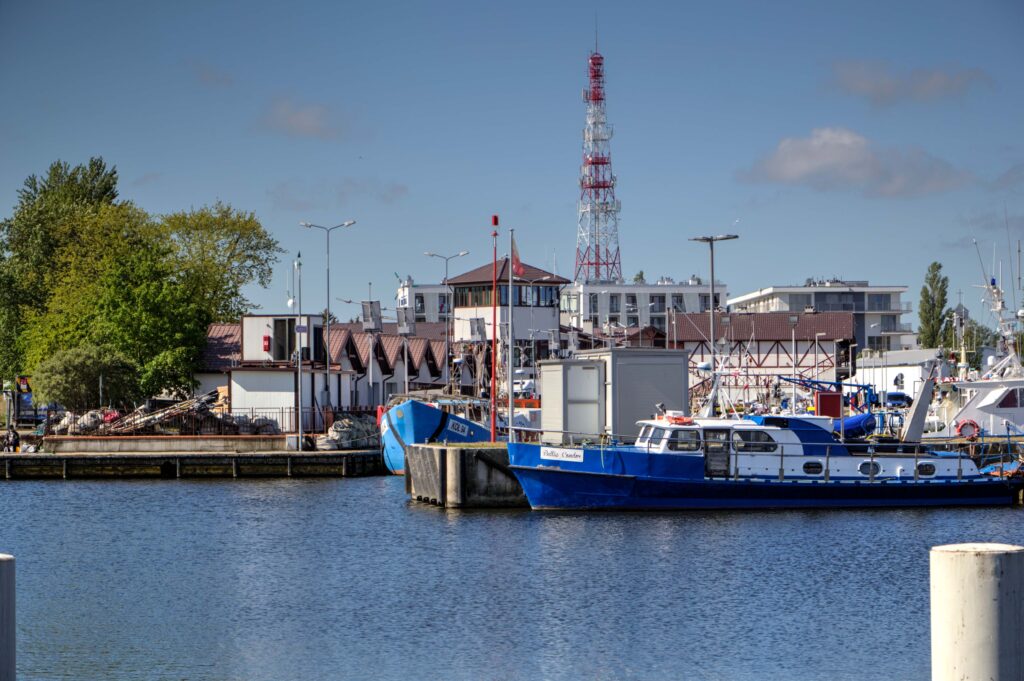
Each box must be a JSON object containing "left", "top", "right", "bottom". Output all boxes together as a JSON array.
[{"left": 3, "top": 477, "right": 1023, "bottom": 680}]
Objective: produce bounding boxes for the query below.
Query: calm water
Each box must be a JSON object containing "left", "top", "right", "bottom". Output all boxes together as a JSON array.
[{"left": 2, "top": 477, "right": 1023, "bottom": 680}]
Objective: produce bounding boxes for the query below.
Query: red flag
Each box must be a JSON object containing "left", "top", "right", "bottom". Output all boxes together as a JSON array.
[{"left": 511, "top": 236, "right": 525, "bottom": 277}]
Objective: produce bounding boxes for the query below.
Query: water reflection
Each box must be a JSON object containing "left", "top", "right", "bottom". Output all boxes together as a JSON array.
[{"left": 3, "top": 479, "right": 1024, "bottom": 680}]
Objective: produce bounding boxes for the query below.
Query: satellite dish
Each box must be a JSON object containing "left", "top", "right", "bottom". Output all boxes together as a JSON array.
[{"left": 1016, "top": 309, "right": 1024, "bottom": 320}]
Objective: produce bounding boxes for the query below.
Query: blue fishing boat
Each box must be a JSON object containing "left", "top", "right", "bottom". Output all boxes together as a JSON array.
[
  {"left": 380, "top": 398, "right": 493, "bottom": 474},
  {"left": 507, "top": 412, "right": 1020, "bottom": 510}
]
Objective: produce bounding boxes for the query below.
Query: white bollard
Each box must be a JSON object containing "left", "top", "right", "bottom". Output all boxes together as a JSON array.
[
  {"left": 931, "top": 543, "right": 1024, "bottom": 681},
  {"left": 0, "top": 553, "right": 13, "bottom": 681}
]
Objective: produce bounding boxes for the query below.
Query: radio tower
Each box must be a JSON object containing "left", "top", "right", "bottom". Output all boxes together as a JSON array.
[{"left": 574, "top": 47, "right": 623, "bottom": 284}]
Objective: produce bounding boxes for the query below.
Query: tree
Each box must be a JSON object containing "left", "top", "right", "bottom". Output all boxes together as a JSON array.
[
  {"left": 918, "top": 261, "right": 949, "bottom": 348},
  {"left": 633, "top": 270, "right": 646, "bottom": 285},
  {"left": 159, "top": 202, "right": 283, "bottom": 321},
  {"left": 32, "top": 345, "right": 140, "bottom": 411}
]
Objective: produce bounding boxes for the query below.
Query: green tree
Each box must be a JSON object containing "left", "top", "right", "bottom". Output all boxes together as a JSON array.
[
  {"left": 918, "top": 261, "right": 949, "bottom": 348},
  {"left": 0, "top": 158, "right": 120, "bottom": 378},
  {"left": 32, "top": 345, "right": 140, "bottom": 411},
  {"left": 633, "top": 270, "right": 646, "bottom": 285},
  {"left": 159, "top": 202, "right": 283, "bottom": 321}
]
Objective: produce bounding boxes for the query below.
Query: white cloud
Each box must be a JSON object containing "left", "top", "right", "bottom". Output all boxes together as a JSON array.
[
  {"left": 262, "top": 97, "right": 341, "bottom": 140},
  {"left": 741, "top": 127, "right": 971, "bottom": 198},
  {"left": 832, "top": 61, "right": 992, "bottom": 106}
]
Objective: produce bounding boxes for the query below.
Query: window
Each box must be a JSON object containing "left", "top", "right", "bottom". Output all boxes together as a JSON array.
[
  {"left": 672, "top": 294, "right": 685, "bottom": 312},
  {"left": 667, "top": 430, "right": 700, "bottom": 451},
  {"left": 917, "top": 463, "right": 936, "bottom": 476},
  {"left": 732, "top": 429, "right": 778, "bottom": 452},
  {"left": 868, "top": 293, "right": 891, "bottom": 312},
  {"left": 626, "top": 293, "right": 637, "bottom": 311},
  {"left": 562, "top": 292, "right": 579, "bottom": 313},
  {"left": 700, "top": 293, "right": 711, "bottom": 312},
  {"left": 438, "top": 294, "right": 449, "bottom": 315},
  {"left": 859, "top": 461, "right": 881, "bottom": 476},
  {"left": 638, "top": 426, "right": 653, "bottom": 440},
  {"left": 607, "top": 315, "right": 619, "bottom": 326},
  {"left": 998, "top": 389, "right": 1019, "bottom": 409},
  {"left": 414, "top": 294, "right": 425, "bottom": 314},
  {"left": 627, "top": 315, "right": 639, "bottom": 328},
  {"left": 272, "top": 318, "right": 296, "bottom": 361},
  {"left": 650, "top": 294, "right": 666, "bottom": 313},
  {"left": 609, "top": 294, "right": 621, "bottom": 313},
  {"left": 867, "top": 336, "right": 890, "bottom": 351},
  {"left": 650, "top": 315, "right": 666, "bottom": 332},
  {"left": 789, "top": 293, "right": 812, "bottom": 311},
  {"left": 646, "top": 427, "right": 666, "bottom": 446},
  {"left": 803, "top": 461, "right": 823, "bottom": 475},
  {"left": 588, "top": 292, "right": 599, "bottom": 315}
]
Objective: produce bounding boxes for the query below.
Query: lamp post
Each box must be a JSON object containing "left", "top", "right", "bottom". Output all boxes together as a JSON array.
[
  {"left": 299, "top": 220, "right": 355, "bottom": 415},
  {"left": 289, "top": 254, "right": 304, "bottom": 448},
  {"left": 689, "top": 234, "right": 739, "bottom": 378},
  {"left": 425, "top": 250, "right": 469, "bottom": 385}
]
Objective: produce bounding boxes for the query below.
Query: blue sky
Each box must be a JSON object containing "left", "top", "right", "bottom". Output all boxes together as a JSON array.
[{"left": 2, "top": 0, "right": 1022, "bottom": 324}]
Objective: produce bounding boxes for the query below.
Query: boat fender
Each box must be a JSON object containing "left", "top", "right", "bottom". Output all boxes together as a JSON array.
[
  {"left": 376, "top": 405, "right": 385, "bottom": 427},
  {"left": 955, "top": 419, "right": 980, "bottom": 441}
]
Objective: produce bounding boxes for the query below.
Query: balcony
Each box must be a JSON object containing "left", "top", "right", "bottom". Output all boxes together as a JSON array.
[
  {"left": 880, "top": 323, "right": 914, "bottom": 335},
  {"left": 866, "top": 302, "right": 913, "bottom": 313}
]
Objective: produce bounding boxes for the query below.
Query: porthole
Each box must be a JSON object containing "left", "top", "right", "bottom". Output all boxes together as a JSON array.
[
  {"left": 917, "top": 463, "right": 936, "bottom": 476},
  {"left": 802, "top": 461, "right": 823, "bottom": 475},
  {"left": 859, "top": 461, "right": 881, "bottom": 476}
]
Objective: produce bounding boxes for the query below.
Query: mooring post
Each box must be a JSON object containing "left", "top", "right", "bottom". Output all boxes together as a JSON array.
[
  {"left": 931, "top": 543, "right": 1024, "bottom": 680},
  {"left": 0, "top": 553, "right": 14, "bottom": 681}
]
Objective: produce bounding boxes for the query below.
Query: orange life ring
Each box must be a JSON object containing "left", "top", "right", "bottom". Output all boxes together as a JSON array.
[
  {"left": 668, "top": 415, "right": 694, "bottom": 425},
  {"left": 955, "top": 419, "right": 980, "bottom": 440}
]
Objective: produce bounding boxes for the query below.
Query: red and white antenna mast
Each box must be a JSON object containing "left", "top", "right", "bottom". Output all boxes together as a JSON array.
[{"left": 574, "top": 48, "right": 623, "bottom": 284}]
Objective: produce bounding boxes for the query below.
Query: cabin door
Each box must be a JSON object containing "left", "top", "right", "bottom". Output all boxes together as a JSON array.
[{"left": 703, "top": 429, "right": 731, "bottom": 477}]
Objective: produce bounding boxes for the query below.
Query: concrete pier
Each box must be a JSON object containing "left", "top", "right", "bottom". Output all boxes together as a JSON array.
[
  {"left": 931, "top": 543, "right": 1024, "bottom": 680},
  {"left": 406, "top": 444, "right": 527, "bottom": 508},
  {"left": 0, "top": 450, "right": 383, "bottom": 480},
  {"left": 0, "top": 554, "right": 12, "bottom": 681}
]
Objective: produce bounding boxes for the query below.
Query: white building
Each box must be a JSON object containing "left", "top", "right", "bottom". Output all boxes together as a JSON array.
[
  {"left": 396, "top": 277, "right": 450, "bottom": 324},
  {"left": 560, "top": 275, "right": 725, "bottom": 335},
  {"left": 728, "top": 279, "right": 915, "bottom": 353},
  {"left": 447, "top": 258, "right": 570, "bottom": 344}
]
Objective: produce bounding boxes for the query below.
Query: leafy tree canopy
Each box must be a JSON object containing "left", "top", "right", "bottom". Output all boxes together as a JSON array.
[
  {"left": 918, "top": 261, "right": 949, "bottom": 349},
  {"left": 32, "top": 345, "right": 140, "bottom": 411}
]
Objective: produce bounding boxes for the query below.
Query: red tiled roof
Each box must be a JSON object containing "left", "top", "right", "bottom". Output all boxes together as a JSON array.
[
  {"left": 201, "top": 323, "right": 240, "bottom": 371},
  {"left": 326, "top": 326, "right": 352, "bottom": 364},
  {"left": 430, "top": 340, "right": 446, "bottom": 366},
  {"left": 669, "top": 312, "right": 855, "bottom": 342},
  {"left": 379, "top": 334, "right": 405, "bottom": 368},
  {"left": 332, "top": 321, "right": 447, "bottom": 341},
  {"left": 448, "top": 257, "right": 571, "bottom": 286},
  {"left": 408, "top": 337, "right": 430, "bottom": 370}
]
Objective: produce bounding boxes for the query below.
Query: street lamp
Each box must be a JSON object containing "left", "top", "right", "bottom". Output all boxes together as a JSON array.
[
  {"left": 689, "top": 234, "right": 739, "bottom": 375},
  {"left": 425, "top": 250, "right": 469, "bottom": 385},
  {"left": 300, "top": 219, "right": 356, "bottom": 414}
]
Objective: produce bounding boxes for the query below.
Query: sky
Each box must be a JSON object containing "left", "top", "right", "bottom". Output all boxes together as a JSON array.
[{"left": 2, "top": 0, "right": 1023, "bottom": 326}]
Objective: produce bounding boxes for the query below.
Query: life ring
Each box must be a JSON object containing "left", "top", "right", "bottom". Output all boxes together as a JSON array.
[
  {"left": 955, "top": 419, "right": 980, "bottom": 440},
  {"left": 668, "top": 415, "right": 694, "bottom": 425}
]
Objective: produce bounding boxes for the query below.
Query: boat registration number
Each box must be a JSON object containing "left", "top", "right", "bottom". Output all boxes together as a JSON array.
[
  {"left": 447, "top": 421, "right": 470, "bottom": 437},
  {"left": 540, "top": 447, "right": 584, "bottom": 462}
]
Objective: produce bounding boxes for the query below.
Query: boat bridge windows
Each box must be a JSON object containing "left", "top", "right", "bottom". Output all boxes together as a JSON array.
[
  {"left": 732, "top": 429, "right": 778, "bottom": 453},
  {"left": 667, "top": 430, "right": 700, "bottom": 451}
]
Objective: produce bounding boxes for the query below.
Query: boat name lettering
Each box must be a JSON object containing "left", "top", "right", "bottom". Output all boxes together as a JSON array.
[
  {"left": 447, "top": 421, "right": 470, "bottom": 437},
  {"left": 540, "top": 447, "right": 584, "bottom": 462}
]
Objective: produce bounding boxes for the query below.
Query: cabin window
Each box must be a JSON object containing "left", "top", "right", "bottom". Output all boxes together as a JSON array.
[
  {"left": 637, "top": 426, "right": 653, "bottom": 440},
  {"left": 667, "top": 430, "right": 700, "bottom": 451},
  {"left": 646, "top": 428, "right": 666, "bottom": 446},
  {"left": 703, "top": 429, "right": 731, "bottom": 454},
  {"left": 859, "top": 461, "right": 881, "bottom": 476},
  {"left": 802, "top": 462, "right": 823, "bottom": 475},
  {"left": 998, "top": 389, "right": 1019, "bottom": 409},
  {"left": 917, "top": 463, "right": 936, "bottom": 476},
  {"left": 732, "top": 429, "right": 778, "bottom": 452}
]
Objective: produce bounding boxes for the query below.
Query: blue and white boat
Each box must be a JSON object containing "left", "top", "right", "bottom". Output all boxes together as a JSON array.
[
  {"left": 507, "top": 412, "right": 1019, "bottom": 510},
  {"left": 380, "top": 398, "right": 493, "bottom": 474}
]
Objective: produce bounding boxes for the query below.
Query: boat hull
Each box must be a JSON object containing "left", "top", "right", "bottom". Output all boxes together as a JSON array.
[
  {"left": 508, "top": 443, "right": 1019, "bottom": 510},
  {"left": 380, "top": 399, "right": 492, "bottom": 475}
]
